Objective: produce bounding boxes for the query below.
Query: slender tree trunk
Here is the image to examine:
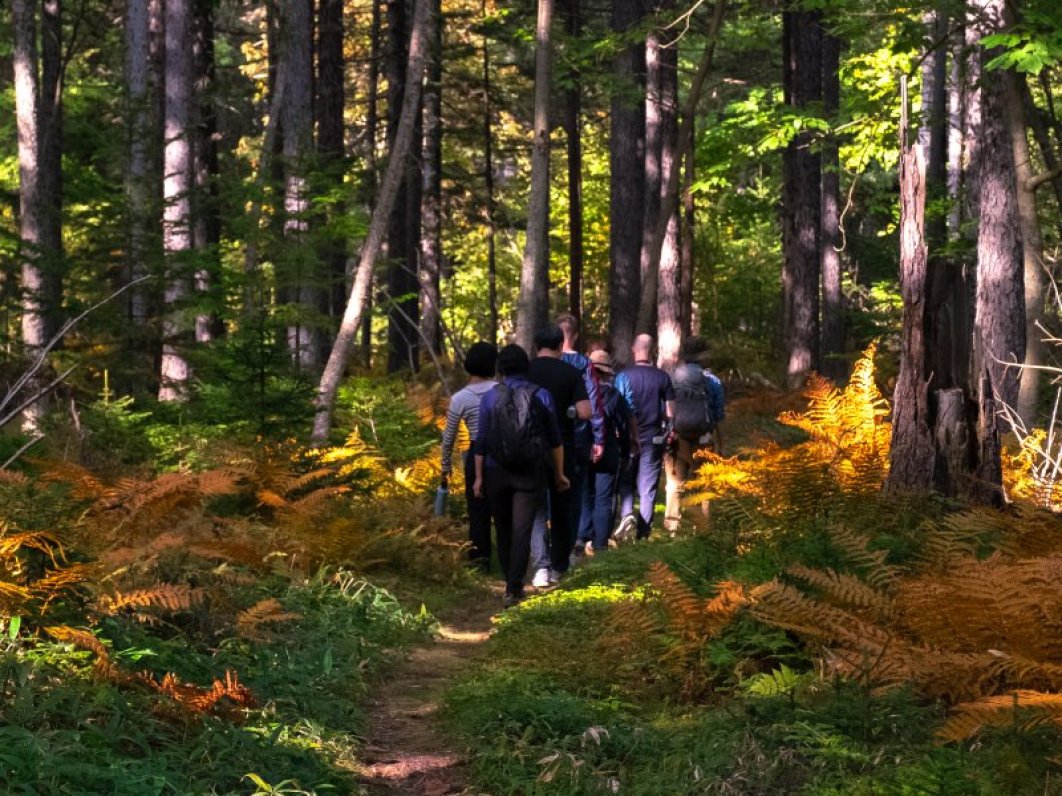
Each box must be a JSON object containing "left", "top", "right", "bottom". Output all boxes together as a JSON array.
[
  {"left": 640, "top": 19, "right": 662, "bottom": 331},
  {"left": 562, "top": 0, "right": 583, "bottom": 325},
  {"left": 971, "top": 0, "right": 1024, "bottom": 503},
  {"left": 193, "top": 0, "right": 221, "bottom": 343},
  {"left": 13, "top": 0, "right": 47, "bottom": 426},
  {"left": 126, "top": 0, "right": 152, "bottom": 330},
  {"left": 656, "top": 35, "right": 681, "bottom": 371},
  {"left": 419, "top": 0, "right": 443, "bottom": 357},
  {"left": 40, "top": 0, "right": 63, "bottom": 341},
  {"left": 946, "top": 22, "right": 964, "bottom": 239},
  {"left": 961, "top": 8, "right": 982, "bottom": 226},
  {"left": 1003, "top": 71, "right": 1044, "bottom": 427},
  {"left": 280, "top": 0, "right": 321, "bottom": 370},
  {"left": 361, "top": 0, "right": 382, "bottom": 363},
  {"left": 314, "top": 0, "right": 433, "bottom": 441},
  {"left": 887, "top": 79, "right": 935, "bottom": 493},
  {"left": 919, "top": 8, "right": 948, "bottom": 249},
  {"left": 680, "top": 121, "right": 695, "bottom": 338},
  {"left": 317, "top": 0, "right": 347, "bottom": 325},
  {"left": 159, "top": 0, "right": 195, "bottom": 401},
  {"left": 515, "top": 0, "right": 554, "bottom": 353},
  {"left": 481, "top": 0, "right": 498, "bottom": 344},
  {"left": 607, "top": 0, "right": 645, "bottom": 362},
  {"left": 820, "top": 28, "right": 843, "bottom": 381},
  {"left": 781, "top": 4, "right": 822, "bottom": 387},
  {"left": 1022, "top": 83, "right": 1062, "bottom": 243}
]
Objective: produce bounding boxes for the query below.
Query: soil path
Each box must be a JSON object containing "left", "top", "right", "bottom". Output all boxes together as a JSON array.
[{"left": 357, "top": 590, "right": 499, "bottom": 795}]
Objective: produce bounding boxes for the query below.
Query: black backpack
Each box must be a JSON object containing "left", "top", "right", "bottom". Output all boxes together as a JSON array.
[
  {"left": 671, "top": 363, "right": 715, "bottom": 439},
  {"left": 601, "top": 383, "right": 631, "bottom": 457},
  {"left": 487, "top": 383, "right": 548, "bottom": 470}
]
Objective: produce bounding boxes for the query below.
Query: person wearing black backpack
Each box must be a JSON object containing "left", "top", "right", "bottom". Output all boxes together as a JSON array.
[
  {"left": 473, "top": 345, "right": 567, "bottom": 607},
  {"left": 663, "top": 336, "right": 726, "bottom": 533}
]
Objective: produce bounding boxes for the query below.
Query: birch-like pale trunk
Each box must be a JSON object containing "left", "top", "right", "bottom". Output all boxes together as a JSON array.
[{"left": 313, "top": 0, "right": 434, "bottom": 442}]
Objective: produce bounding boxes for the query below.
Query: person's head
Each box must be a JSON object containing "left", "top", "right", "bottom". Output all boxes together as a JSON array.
[
  {"left": 533, "top": 323, "right": 564, "bottom": 354},
  {"left": 589, "top": 349, "right": 614, "bottom": 380},
  {"left": 631, "top": 334, "right": 654, "bottom": 363},
  {"left": 463, "top": 341, "right": 498, "bottom": 379},
  {"left": 679, "top": 336, "right": 708, "bottom": 365},
  {"left": 497, "top": 344, "right": 530, "bottom": 376},
  {"left": 554, "top": 313, "right": 579, "bottom": 350},
  {"left": 586, "top": 337, "right": 608, "bottom": 355}
]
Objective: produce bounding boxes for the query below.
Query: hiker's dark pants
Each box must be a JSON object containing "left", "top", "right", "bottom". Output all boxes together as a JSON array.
[
  {"left": 619, "top": 444, "right": 664, "bottom": 538},
  {"left": 484, "top": 467, "right": 539, "bottom": 597},
  {"left": 591, "top": 465, "right": 620, "bottom": 552},
  {"left": 465, "top": 451, "right": 492, "bottom": 568},
  {"left": 531, "top": 450, "right": 578, "bottom": 573}
]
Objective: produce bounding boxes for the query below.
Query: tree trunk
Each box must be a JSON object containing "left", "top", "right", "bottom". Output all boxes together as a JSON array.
[
  {"left": 193, "top": 0, "right": 221, "bottom": 343},
  {"left": 562, "top": 0, "right": 583, "bottom": 325},
  {"left": 361, "top": 0, "right": 382, "bottom": 364},
  {"left": 919, "top": 7, "right": 948, "bottom": 249},
  {"left": 1004, "top": 72, "right": 1045, "bottom": 427},
  {"left": 946, "top": 21, "right": 964, "bottom": 239},
  {"left": 971, "top": 0, "right": 1025, "bottom": 504},
  {"left": 781, "top": 4, "right": 822, "bottom": 387},
  {"left": 126, "top": 0, "right": 152, "bottom": 330},
  {"left": 514, "top": 0, "right": 554, "bottom": 353},
  {"left": 313, "top": 0, "right": 433, "bottom": 441},
  {"left": 887, "top": 79, "right": 936, "bottom": 493},
  {"left": 280, "top": 0, "right": 321, "bottom": 370},
  {"left": 820, "top": 27, "right": 844, "bottom": 381},
  {"left": 680, "top": 118, "right": 695, "bottom": 337},
  {"left": 159, "top": 0, "right": 194, "bottom": 401},
  {"left": 40, "top": 0, "right": 63, "bottom": 340},
  {"left": 607, "top": 0, "right": 645, "bottom": 362},
  {"left": 640, "top": 19, "right": 662, "bottom": 332},
  {"left": 317, "top": 0, "right": 347, "bottom": 324},
  {"left": 1022, "top": 83, "right": 1062, "bottom": 250},
  {"left": 961, "top": 8, "right": 982, "bottom": 226},
  {"left": 481, "top": 0, "right": 498, "bottom": 344},
  {"left": 419, "top": 0, "right": 443, "bottom": 357},
  {"left": 386, "top": 0, "right": 421, "bottom": 373},
  {"left": 656, "top": 35, "right": 681, "bottom": 371}
]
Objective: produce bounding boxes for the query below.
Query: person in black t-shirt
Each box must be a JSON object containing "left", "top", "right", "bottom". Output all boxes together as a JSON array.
[{"left": 527, "top": 324, "right": 590, "bottom": 586}]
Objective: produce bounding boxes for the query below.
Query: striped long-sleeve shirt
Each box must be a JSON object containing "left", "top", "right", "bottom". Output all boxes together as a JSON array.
[{"left": 440, "top": 380, "right": 497, "bottom": 475}]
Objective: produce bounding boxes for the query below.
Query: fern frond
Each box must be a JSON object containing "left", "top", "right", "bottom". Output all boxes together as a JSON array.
[
  {"left": 45, "top": 625, "right": 111, "bottom": 662},
  {"left": 99, "top": 584, "right": 205, "bottom": 615},
  {"left": 938, "top": 690, "right": 1062, "bottom": 743},
  {"left": 235, "top": 598, "right": 301, "bottom": 640},
  {"left": 786, "top": 565, "right": 895, "bottom": 619}
]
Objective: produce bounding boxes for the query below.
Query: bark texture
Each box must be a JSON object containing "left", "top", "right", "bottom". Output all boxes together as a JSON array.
[
  {"left": 820, "top": 28, "right": 844, "bottom": 381},
  {"left": 317, "top": 0, "right": 347, "bottom": 322},
  {"left": 656, "top": 34, "right": 681, "bottom": 371},
  {"left": 562, "top": 0, "right": 583, "bottom": 325},
  {"left": 419, "top": 0, "right": 444, "bottom": 357},
  {"left": 193, "top": 0, "right": 221, "bottom": 343},
  {"left": 781, "top": 5, "right": 822, "bottom": 387},
  {"left": 515, "top": 0, "right": 554, "bottom": 354}
]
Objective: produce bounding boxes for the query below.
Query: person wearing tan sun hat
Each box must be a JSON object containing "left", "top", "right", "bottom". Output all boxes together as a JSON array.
[{"left": 571, "top": 348, "right": 638, "bottom": 555}]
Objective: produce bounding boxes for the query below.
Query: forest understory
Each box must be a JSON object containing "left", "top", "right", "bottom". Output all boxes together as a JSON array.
[{"left": 1, "top": 357, "right": 1060, "bottom": 795}]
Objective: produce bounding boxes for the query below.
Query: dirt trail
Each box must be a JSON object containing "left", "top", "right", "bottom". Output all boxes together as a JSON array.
[{"left": 356, "top": 592, "right": 498, "bottom": 795}]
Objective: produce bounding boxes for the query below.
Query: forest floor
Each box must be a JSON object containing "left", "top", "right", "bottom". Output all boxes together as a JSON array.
[{"left": 356, "top": 586, "right": 500, "bottom": 795}]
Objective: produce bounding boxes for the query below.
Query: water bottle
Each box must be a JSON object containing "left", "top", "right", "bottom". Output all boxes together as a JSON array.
[{"left": 433, "top": 484, "right": 449, "bottom": 516}]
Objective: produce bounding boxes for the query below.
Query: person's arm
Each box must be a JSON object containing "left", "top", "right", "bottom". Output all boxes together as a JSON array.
[
  {"left": 574, "top": 399, "right": 592, "bottom": 421},
  {"left": 473, "top": 454, "right": 486, "bottom": 498},
  {"left": 707, "top": 373, "right": 725, "bottom": 455},
  {"left": 551, "top": 446, "right": 570, "bottom": 491},
  {"left": 584, "top": 367, "right": 606, "bottom": 452},
  {"left": 440, "top": 393, "right": 464, "bottom": 482}
]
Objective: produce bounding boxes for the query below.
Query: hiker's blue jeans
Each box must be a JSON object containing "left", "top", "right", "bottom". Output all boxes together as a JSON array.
[
  {"left": 591, "top": 467, "right": 619, "bottom": 551},
  {"left": 619, "top": 444, "right": 664, "bottom": 538},
  {"left": 530, "top": 446, "right": 583, "bottom": 573}
]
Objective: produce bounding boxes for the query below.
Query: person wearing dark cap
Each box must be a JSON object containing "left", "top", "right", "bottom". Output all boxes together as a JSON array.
[
  {"left": 664, "top": 336, "right": 725, "bottom": 532},
  {"left": 440, "top": 342, "right": 498, "bottom": 570},
  {"left": 473, "top": 345, "right": 567, "bottom": 607}
]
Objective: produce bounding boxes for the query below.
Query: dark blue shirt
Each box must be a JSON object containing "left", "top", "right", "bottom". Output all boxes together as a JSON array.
[
  {"left": 561, "top": 351, "right": 605, "bottom": 448},
  {"left": 615, "top": 363, "right": 674, "bottom": 446},
  {"left": 473, "top": 376, "right": 563, "bottom": 469}
]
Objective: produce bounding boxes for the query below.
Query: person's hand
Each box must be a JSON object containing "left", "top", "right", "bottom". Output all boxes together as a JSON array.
[
  {"left": 473, "top": 477, "right": 484, "bottom": 498},
  {"left": 591, "top": 443, "right": 604, "bottom": 463},
  {"left": 555, "top": 473, "right": 571, "bottom": 492}
]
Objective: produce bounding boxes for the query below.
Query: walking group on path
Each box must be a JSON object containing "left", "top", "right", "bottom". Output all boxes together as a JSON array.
[{"left": 440, "top": 315, "right": 725, "bottom": 607}]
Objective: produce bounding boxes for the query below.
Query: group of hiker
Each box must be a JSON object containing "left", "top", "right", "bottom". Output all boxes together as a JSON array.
[{"left": 440, "top": 315, "right": 725, "bottom": 606}]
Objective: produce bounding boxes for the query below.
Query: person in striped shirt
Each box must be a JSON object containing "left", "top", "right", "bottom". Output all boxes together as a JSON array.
[{"left": 440, "top": 342, "right": 498, "bottom": 570}]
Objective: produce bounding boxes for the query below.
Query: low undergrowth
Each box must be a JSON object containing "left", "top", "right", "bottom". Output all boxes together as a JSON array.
[{"left": 444, "top": 351, "right": 1062, "bottom": 795}]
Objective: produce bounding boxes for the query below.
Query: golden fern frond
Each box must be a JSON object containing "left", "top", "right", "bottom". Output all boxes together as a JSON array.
[
  {"left": 37, "top": 459, "right": 107, "bottom": 499},
  {"left": 99, "top": 584, "right": 205, "bottom": 615},
  {"left": 235, "top": 598, "right": 301, "bottom": 640},
  {"left": 827, "top": 525, "right": 901, "bottom": 588},
  {"left": 45, "top": 625, "right": 111, "bottom": 663},
  {"left": 938, "top": 690, "right": 1062, "bottom": 743},
  {"left": 0, "top": 470, "right": 29, "bottom": 485},
  {"left": 786, "top": 565, "right": 895, "bottom": 619}
]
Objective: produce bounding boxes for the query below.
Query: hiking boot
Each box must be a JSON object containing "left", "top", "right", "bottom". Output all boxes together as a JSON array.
[
  {"left": 532, "top": 568, "right": 551, "bottom": 589},
  {"left": 613, "top": 514, "right": 638, "bottom": 543},
  {"left": 503, "top": 591, "right": 523, "bottom": 609},
  {"left": 548, "top": 568, "right": 564, "bottom": 585}
]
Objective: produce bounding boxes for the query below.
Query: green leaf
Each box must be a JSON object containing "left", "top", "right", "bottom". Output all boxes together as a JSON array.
[{"left": 7, "top": 616, "right": 20, "bottom": 639}]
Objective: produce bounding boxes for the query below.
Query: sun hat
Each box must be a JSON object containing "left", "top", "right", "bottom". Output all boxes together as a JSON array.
[{"left": 589, "top": 349, "right": 614, "bottom": 375}]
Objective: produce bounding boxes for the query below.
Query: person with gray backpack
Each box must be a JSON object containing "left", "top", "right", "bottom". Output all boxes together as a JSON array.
[{"left": 664, "top": 336, "right": 725, "bottom": 533}]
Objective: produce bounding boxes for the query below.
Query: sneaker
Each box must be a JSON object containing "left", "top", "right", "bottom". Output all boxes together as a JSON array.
[
  {"left": 585, "top": 540, "right": 595, "bottom": 556},
  {"left": 573, "top": 540, "right": 586, "bottom": 557},
  {"left": 503, "top": 591, "right": 523, "bottom": 609},
  {"left": 532, "top": 568, "right": 551, "bottom": 589},
  {"left": 613, "top": 514, "right": 638, "bottom": 543},
  {"left": 549, "top": 568, "right": 564, "bottom": 584}
]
